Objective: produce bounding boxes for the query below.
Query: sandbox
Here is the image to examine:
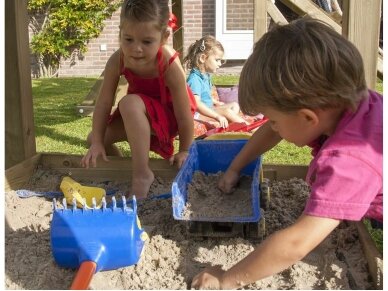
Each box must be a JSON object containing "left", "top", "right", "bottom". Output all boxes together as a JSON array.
[{"left": 5, "top": 153, "right": 382, "bottom": 289}]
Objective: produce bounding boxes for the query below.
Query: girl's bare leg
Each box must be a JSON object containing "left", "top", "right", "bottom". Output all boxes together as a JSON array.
[
  {"left": 85, "top": 117, "right": 126, "bottom": 157},
  {"left": 103, "top": 117, "right": 127, "bottom": 156},
  {"left": 118, "top": 94, "right": 154, "bottom": 199}
]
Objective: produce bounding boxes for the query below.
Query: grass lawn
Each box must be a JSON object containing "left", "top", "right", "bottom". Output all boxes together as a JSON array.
[
  {"left": 32, "top": 76, "right": 311, "bottom": 165},
  {"left": 32, "top": 76, "right": 383, "bottom": 253}
]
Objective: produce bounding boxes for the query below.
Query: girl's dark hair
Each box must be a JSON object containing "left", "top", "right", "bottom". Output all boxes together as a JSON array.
[
  {"left": 239, "top": 16, "right": 367, "bottom": 115},
  {"left": 120, "top": 0, "right": 170, "bottom": 32},
  {"left": 183, "top": 35, "right": 224, "bottom": 70}
]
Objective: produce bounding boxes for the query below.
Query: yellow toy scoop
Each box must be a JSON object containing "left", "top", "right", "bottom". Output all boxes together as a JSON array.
[{"left": 60, "top": 176, "right": 106, "bottom": 209}]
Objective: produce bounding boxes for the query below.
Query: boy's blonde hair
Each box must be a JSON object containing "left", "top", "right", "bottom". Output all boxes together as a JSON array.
[
  {"left": 183, "top": 35, "right": 224, "bottom": 70},
  {"left": 120, "top": 0, "right": 170, "bottom": 33},
  {"left": 239, "top": 17, "right": 367, "bottom": 115}
]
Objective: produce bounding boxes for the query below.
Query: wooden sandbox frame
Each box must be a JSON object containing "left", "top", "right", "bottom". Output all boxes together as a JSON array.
[{"left": 5, "top": 153, "right": 383, "bottom": 289}]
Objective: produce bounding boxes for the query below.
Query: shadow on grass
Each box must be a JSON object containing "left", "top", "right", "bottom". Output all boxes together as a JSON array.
[
  {"left": 35, "top": 126, "right": 88, "bottom": 149},
  {"left": 32, "top": 77, "right": 97, "bottom": 126}
]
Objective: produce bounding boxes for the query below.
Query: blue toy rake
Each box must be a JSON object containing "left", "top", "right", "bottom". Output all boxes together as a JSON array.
[{"left": 50, "top": 196, "right": 147, "bottom": 289}]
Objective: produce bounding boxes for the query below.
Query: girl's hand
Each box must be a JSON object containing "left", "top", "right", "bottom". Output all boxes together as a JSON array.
[
  {"left": 214, "top": 100, "right": 225, "bottom": 106},
  {"left": 215, "top": 115, "right": 229, "bottom": 128},
  {"left": 191, "top": 265, "right": 225, "bottom": 290},
  {"left": 169, "top": 150, "right": 189, "bottom": 169},
  {"left": 81, "top": 143, "right": 109, "bottom": 168},
  {"left": 218, "top": 169, "right": 240, "bottom": 193}
]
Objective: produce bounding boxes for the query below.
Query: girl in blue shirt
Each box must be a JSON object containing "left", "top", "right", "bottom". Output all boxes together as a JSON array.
[{"left": 184, "top": 36, "right": 247, "bottom": 128}]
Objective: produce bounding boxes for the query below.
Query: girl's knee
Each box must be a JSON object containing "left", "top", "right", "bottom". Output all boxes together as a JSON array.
[
  {"left": 225, "top": 106, "right": 239, "bottom": 115},
  {"left": 230, "top": 101, "right": 240, "bottom": 112},
  {"left": 119, "top": 94, "right": 145, "bottom": 114}
]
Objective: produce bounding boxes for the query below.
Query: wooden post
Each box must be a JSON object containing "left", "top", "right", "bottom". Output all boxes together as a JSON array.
[
  {"left": 342, "top": 0, "right": 381, "bottom": 89},
  {"left": 172, "top": 0, "right": 184, "bottom": 62},
  {"left": 5, "top": 0, "right": 36, "bottom": 169},
  {"left": 254, "top": 0, "right": 268, "bottom": 42},
  {"left": 267, "top": 0, "right": 288, "bottom": 25}
]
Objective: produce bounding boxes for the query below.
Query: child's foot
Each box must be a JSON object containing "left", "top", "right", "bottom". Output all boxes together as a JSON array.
[{"left": 131, "top": 170, "right": 155, "bottom": 200}]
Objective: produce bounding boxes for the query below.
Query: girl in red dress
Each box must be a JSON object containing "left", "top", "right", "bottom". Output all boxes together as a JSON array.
[{"left": 81, "top": 0, "right": 196, "bottom": 199}]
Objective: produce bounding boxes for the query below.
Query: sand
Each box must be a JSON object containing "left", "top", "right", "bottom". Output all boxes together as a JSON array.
[
  {"left": 5, "top": 169, "right": 373, "bottom": 289},
  {"left": 183, "top": 171, "right": 253, "bottom": 219}
]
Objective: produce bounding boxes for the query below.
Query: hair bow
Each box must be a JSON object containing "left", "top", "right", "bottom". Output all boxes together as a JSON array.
[{"left": 168, "top": 12, "right": 178, "bottom": 31}]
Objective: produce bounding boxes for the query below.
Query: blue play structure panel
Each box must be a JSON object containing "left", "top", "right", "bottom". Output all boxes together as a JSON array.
[{"left": 172, "top": 140, "right": 262, "bottom": 222}]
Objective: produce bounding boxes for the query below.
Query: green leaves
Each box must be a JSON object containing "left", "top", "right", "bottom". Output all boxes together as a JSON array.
[{"left": 28, "top": 0, "right": 121, "bottom": 77}]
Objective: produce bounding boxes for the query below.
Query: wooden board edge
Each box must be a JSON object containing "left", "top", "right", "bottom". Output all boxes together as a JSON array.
[
  {"left": 5, "top": 153, "right": 42, "bottom": 191},
  {"left": 352, "top": 221, "right": 383, "bottom": 289}
]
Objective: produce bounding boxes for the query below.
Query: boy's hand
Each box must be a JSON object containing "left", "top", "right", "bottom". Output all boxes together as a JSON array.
[
  {"left": 81, "top": 143, "right": 109, "bottom": 168},
  {"left": 191, "top": 265, "right": 225, "bottom": 290},
  {"left": 218, "top": 169, "right": 240, "bottom": 193},
  {"left": 215, "top": 115, "right": 228, "bottom": 128},
  {"left": 169, "top": 150, "right": 189, "bottom": 169}
]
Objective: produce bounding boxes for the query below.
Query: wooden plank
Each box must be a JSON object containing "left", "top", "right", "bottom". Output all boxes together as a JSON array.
[
  {"left": 342, "top": 0, "right": 381, "bottom": 89},
  {"left": 38, "top": 154, "right": 172, "bottom": 170},
  {"left": 37, "top": 154, "right": 179, "bottom": 181},
  {"left": 76, "top": 74, "right": 128, "bottom": 116},
  {"left": 172, "top": 0, "right": 184, "bottom": 62},
  {"left": 353, "top": 221, "right": 383, "bottom": 289},
  {"left": 35, "top": 154, "right": 309, "bottom": 182},
  {"left": 49, "top": 168, "right": 178, "bottom": 182},
  {"left": 79, "top": 73, "right": 104, "bottom": 106},
  {"left": 254, "top": 0, "right": 268, "bottom": 42},
  {"left": 267, "top": 0, "right": 288, "bottom": 25},
  {"left": 5, "top": 154, "right": 42, "bottom": 191},
  {"left": 15, "top": 154, "right": 309, "bottom": 181},
  {"left": 5, "top": 0, "right": 36, "bottom": 169},
  {"left": 279, "top": 0, "right": 341, "bottom": 32},
  {"left": 75, "top": 105, "right": 97, "bottom": 117},
  {"left": 75, "top": 105, "right": 120, "bottom": 117},
  {"left": 45, "top": 165, "right": 306, "bottom": 183}
]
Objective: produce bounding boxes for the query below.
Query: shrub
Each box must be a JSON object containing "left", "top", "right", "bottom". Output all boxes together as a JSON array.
[{"left": 28, "top": 0, "right": 120, "bottom": 77}]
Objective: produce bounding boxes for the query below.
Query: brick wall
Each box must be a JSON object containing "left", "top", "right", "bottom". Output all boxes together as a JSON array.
[
  {"left": 29, "top": 0, "right": 253, "bottom": 77},
  {"left": 58, "top": 10, "right": 121, "bottom": 77},
  {"left": 181, "top": 0, "right": 215, "bottom": 58},
  {"left": 226, "top": 0, "right": 254, "bottom": 30}
]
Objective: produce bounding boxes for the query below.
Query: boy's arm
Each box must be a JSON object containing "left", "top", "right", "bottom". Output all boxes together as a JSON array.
[
  {"left": 191, "top": 214, "right": 340, "bottom": 289},
  {"left": 230, "top": 122, "right": 281, "bottom": 171},
  {"left": 218, "top": 122, "right": 282, "bottom": 192}
]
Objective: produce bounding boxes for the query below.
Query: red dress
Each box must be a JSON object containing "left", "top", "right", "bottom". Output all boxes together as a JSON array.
[{"left": 109, "top": 48, "right": 196, "bottom": 159}]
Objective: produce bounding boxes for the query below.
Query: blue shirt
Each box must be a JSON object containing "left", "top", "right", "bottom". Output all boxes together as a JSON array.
[{"left": 186, "top": 68, "right": 213, "bottom": 108}]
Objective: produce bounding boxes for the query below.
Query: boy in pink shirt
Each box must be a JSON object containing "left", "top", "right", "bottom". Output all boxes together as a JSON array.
[{"left": 191, "top": 17, "right": 382, "bottom": 290}]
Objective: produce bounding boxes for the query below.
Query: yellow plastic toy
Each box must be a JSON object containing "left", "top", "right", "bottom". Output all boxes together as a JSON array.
[{"left": 60, "top": 176, "right": 106, "bottom": 209}]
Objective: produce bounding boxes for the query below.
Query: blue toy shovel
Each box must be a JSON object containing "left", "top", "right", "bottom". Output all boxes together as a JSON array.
[{"left": 50, "top": 196, "right": 148, "bottom": 290}]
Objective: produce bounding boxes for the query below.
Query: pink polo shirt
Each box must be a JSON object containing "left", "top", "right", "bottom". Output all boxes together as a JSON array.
[{"left": 304, "top": 90, "right": 382, "bottom": 222}]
